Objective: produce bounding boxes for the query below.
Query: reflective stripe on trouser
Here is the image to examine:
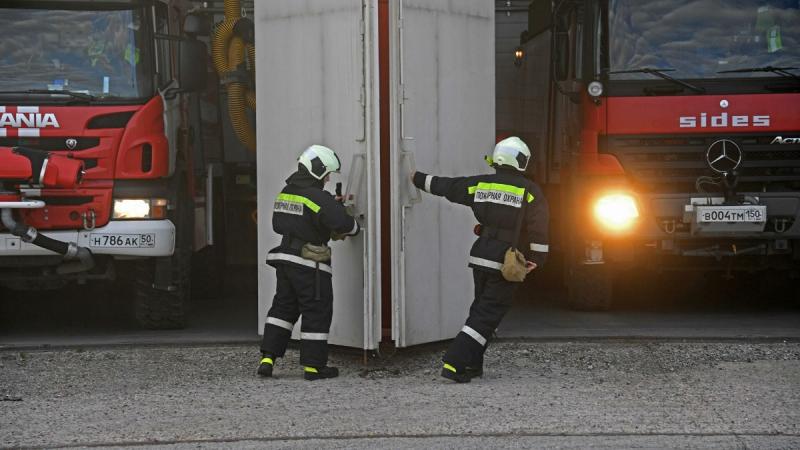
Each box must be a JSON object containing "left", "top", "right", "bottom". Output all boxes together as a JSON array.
[
  {"left": 530, "top": 243, "right": 549, "bottom": 253},
  {"left": 300, "top": 331, "right": 330, "bottom": 368},
  {"left": 260, "top": 264, "right": 334, "bottom": 366},
  {"left": 443, "top": 269, "right": 515, "bottom": 372},
  {"left": 468, "top": 256, "right": 503, "bottom": 271},
  {"left": 267, "top": 316, "right": 294, "bottom": 331},
  {"left": 267, "top": 252, "right": 332, "bottom": 273}
]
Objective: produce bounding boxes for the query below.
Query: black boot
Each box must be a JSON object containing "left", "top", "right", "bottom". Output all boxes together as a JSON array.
[
  {"left": 465, "top": 365, "right": 483, "bottom": 379},
  {"left": 304, "top": 366, "right": 339, "bottom": 381},
  {"left": 465, "top": 354, "right": 484, "bottom": 379},
  {"left": 257, "top": 355, "right": 274, "bottom": 377},
  {"left": 440, "top": 363, "right": 471, "bottom": 383}
]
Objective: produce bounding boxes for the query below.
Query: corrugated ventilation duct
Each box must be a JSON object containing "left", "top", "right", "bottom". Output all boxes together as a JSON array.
[{"left": 212, "top": 0, "right": 256, "bottom": 151}]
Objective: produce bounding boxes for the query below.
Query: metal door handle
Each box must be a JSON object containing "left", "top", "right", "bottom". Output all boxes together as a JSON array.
[
  {"left": 401, "top": 149, "right": 421, "bottom": 205},
  {"left": 344, "top": 153, "right": 367, "bottom": 218}
]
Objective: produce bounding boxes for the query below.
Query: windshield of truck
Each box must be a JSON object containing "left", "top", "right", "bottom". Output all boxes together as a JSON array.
[
  {"left": 607, "top": 0, "right": 800, "bottom": 80},
  {"left": 0, "top": 7, "right": 152, "bottom": 99}
]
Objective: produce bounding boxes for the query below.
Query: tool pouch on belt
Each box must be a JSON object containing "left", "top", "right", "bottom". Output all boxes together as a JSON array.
[
  {"left": 502, "top": 247, "right": 527, "bottom": 282},
  {"left": 300, "top": 243, "right": 331, "bottom": 263},
  {"left": 500, "top": 188, "right": 528, "bottom": 283}
]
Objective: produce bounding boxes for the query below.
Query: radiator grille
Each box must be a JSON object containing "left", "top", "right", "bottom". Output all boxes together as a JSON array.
[
  {"left": 602, "top": 133, "right": 800, "bottom": 193},
  {"left": 0, "top": 136, "right": 99, "bottom": 151}
]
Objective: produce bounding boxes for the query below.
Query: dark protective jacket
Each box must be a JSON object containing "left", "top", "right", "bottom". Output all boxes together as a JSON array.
[
  {"left": 266, "top": 166, "right": 360, "bottom": 273},
  {"left": 412, "top": 167, "right": 549, "bottom": 272}
]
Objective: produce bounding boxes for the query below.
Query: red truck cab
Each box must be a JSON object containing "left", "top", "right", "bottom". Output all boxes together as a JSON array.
[
  {"left": 519, "top": 0, "right": 800, "bottom": 309},
  {"left": 0, "top": 0, "right": 208, "bottom": 328}
]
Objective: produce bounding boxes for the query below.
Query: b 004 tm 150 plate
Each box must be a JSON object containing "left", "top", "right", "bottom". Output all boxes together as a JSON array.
[{"left": 696, "top": 205, "right": 766, "bottom": 223}]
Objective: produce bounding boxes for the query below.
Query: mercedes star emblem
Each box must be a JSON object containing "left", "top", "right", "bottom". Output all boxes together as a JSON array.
[
  {"left": 65, "top": 138, "right": 78, "bottom": 150},
  {"left": 705, "top": 139, "right": 742, "bottom": 174}
]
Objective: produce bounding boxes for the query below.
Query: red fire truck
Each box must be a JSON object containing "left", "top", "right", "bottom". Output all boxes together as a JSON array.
[
  {"left": 518, "top": 0, "right": 800, "bottom": 309},
  {"left": 0, "top": 0, "right": 214, "bottom": 328}
]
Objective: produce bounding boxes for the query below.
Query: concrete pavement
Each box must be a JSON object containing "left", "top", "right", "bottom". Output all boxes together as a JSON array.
[{"left": 2, "top": 341, "right": 798, "bottom": 449}]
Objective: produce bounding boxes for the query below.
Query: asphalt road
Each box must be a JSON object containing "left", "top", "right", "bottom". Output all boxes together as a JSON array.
[{"left": 1, "top": 341, "right": 799, "bottom": 449}]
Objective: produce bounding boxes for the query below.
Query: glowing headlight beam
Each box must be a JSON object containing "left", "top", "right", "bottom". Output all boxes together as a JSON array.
[
  {"left": 593, "top": 194, "right": 639, "bottom": 231},
  {"left": 113, "top": 199, "right": 151, "bottom": 219}
]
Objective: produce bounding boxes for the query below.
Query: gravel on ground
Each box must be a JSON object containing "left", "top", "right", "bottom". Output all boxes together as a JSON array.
[{"left": 1, "top": 341, "right": 799, "bottom": 449}]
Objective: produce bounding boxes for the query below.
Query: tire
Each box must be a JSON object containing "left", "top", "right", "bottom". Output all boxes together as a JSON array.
[
  {"left": 132, "top": 186, "right": 193, "bottom": 330},
  {"left": 566, "top": 263, "right": 613, "bottom": 311}
]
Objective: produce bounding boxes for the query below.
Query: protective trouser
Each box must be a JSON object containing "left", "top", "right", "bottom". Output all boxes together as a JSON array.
[
  {"left": 443, "top": 269, "right": 515, "bottom": 371},
  {"left": 260, "top": 264, "right": 334, "bottom": 367}
]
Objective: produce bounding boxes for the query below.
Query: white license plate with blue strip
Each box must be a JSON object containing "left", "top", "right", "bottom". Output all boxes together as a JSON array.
[
  {"left": 89, "top": 233, "right": 156, "bottom": 248},
  {"left": 696, "top": 205, "right": 766, "bottom": 223}
]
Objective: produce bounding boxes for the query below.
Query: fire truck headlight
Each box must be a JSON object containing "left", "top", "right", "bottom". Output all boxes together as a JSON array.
[
  {"left": 113, "top": 198, "right": 168, "bottom": 219},
  {"left": 593, "top": 194, "right": 639, "bottom": 231}
]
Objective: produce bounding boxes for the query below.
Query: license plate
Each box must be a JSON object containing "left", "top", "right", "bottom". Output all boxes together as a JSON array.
[
  {"left": 696, "top": 205, "right": 766, "bottom": 223},
  {"left": 90, "top": 233, "right": 156, "bottom": 248}
]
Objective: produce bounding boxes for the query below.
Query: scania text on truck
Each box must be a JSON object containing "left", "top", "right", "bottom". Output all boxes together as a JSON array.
[{"left": 516, "top": 0, "right": 800, "bottom": 309}]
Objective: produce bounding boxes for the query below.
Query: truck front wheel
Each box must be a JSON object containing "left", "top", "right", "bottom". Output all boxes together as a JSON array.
[
  {"left": 132, "top": 191, "right": 193, "bottom": 329},
  {"left": 566, "top": 263, "right": 613, "bottom": 311}
]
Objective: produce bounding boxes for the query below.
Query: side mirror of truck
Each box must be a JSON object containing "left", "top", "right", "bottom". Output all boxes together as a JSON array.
[{"left": 178, "top": 39, "right": 208, "bottom": 92}]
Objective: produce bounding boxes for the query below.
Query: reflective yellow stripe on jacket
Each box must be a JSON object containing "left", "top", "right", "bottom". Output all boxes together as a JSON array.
[
  {"left": 467, "top": 183, "right": 534, "bottom": 203},
  {"left": 275, "top": 193, "right": 321, "bottom": 213}
]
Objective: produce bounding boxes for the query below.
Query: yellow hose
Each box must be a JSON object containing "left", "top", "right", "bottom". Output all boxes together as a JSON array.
[
  {"left": 229, "top": 35, "right": 244, "bottom": 67},
  {"left": 247, "top": 44, "right": 255, "bottom": 71},
  {"left": 227, "top": 83, "right": 256, "bottom": 150},
  {"left": 212, "top": 19, "right": 235, "bottom": 74},
  {"left": 246, "top": 90, "right": 256, "bottom": 110},
  {"left": 224, "top": 0, "right": 239, "bottom": 19},
  {"left": 212, "top": 0, "right": 256, "bottom": 152},
  {"left": 245, "top": 44, "right": 256, "bottom": 110}
]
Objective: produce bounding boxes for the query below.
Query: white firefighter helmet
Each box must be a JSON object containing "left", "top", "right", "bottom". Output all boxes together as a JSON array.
[
  {"left": 298, "top": 144, "right": 341, "bottom": 180},
  {"left": 489, "top": 136, "right": 531, "bottom": 171}
]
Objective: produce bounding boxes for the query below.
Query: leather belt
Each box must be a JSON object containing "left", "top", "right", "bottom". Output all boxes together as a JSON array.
[
  {"left": 281, "top": 236, "right": 308, "bottom": 251},
  {"left": 479, "top": 226, "right": 518, "bottom": 245}
]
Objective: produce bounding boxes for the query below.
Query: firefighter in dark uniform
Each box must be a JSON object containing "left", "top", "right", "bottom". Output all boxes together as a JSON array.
[
  {"left": 258, "top": 145, "right": 360, "bottom": 380},
  {"left": 412, "top": 137, "right": 549, "bottom": 383}
]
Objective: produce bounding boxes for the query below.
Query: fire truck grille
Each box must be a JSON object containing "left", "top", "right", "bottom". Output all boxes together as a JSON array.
[
  {"left": 602, "top": 134, "right": 800, "bottom": 193},
  {"left": 0, "top": 137, "right": 100, "bottom": 151}
]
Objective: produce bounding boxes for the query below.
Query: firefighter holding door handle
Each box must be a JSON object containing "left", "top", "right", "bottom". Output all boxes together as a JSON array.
[
  {"left": 412, "top": 136, "right": 550, "bottom": 383},
  {"left": 258, "top": 145, "right": 360, "bottom": 381}
]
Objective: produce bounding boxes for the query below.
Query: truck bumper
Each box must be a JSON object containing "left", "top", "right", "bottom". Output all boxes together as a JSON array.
[
  {"left": 589, "top": 193, "right": 800, "bottom": 269},
  {"left": 638, "top": 192, "right": 800, "bottom": 239},
  {"left": 0, "top": 220, "right": 175, "bottom": 257}
]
